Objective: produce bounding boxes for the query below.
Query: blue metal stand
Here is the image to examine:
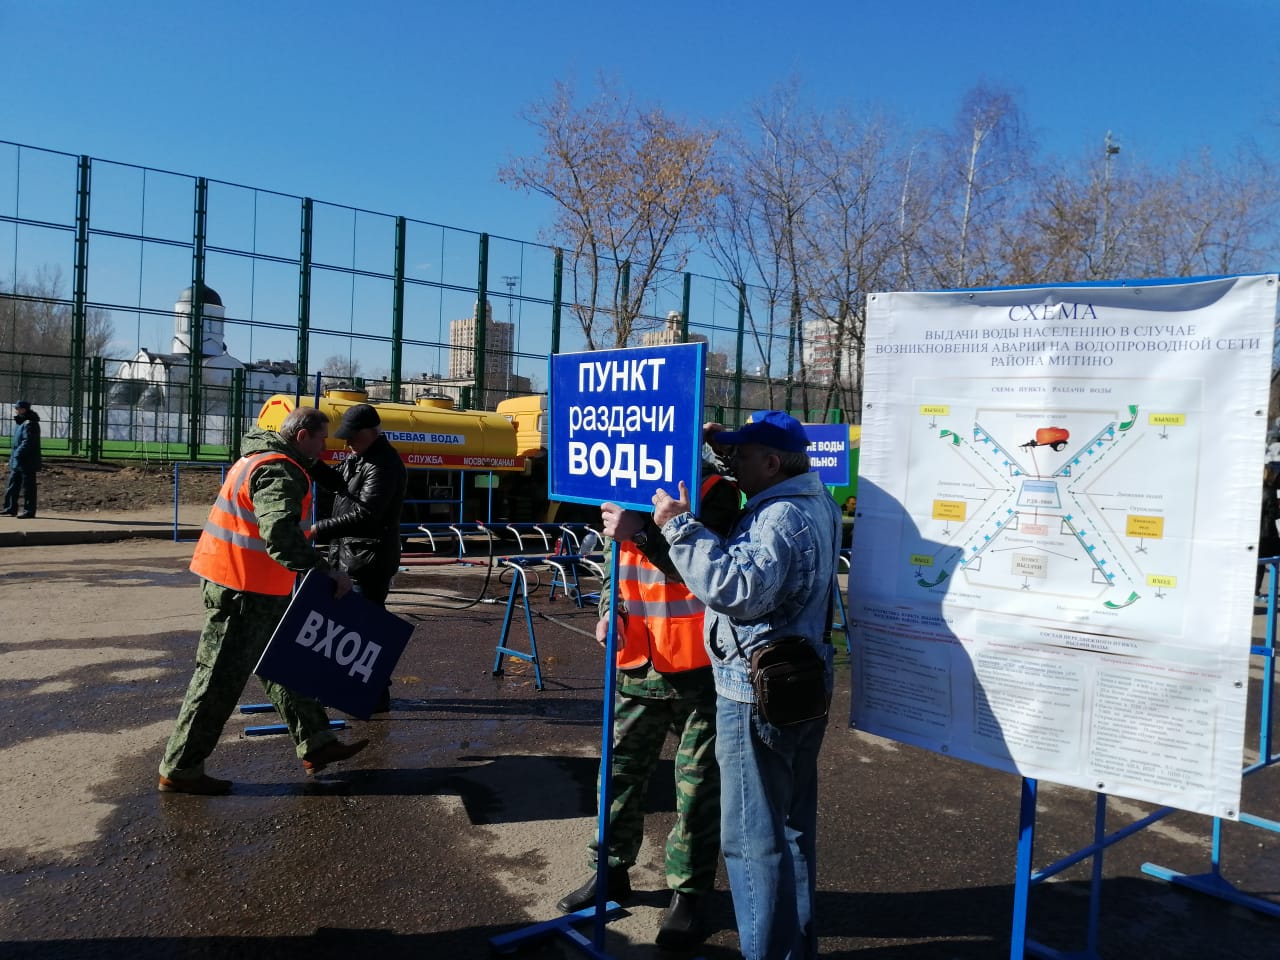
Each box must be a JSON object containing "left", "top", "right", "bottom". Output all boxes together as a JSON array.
[
  {"left": 245, "top": 719, "right": 346, "bottom": 737},
  {"left": 830, "top": 580, "right": 851, "bottom": 657},
  {"left": 1139, "top": 558, "right": 1280, "bottom": 917},
  {"left": 489, "top": 903, "right": 626, "bottom": 957},
  {"left": 238, "top": 703, "right": 346, "bottom": 736},
  {"left": 1013, "top": 779, "right": 1183, "bottom": 959},
  {"left": 173, "top": 461, "right": 227, "bottom": 542},
  {"left": 490, "top": 550, "right": 625, "bottom": 957},
  {"left": 493, "top": 557, "right": 546, "bottom": 690},
  {"left": 1010, "top": 559, "right": 1280, "bottom": 955},
  {"left": 548, "top": 556, "right": 601, "bottom": 608},
  {"left": 1010, "top": 778, "right": 1037, "bottom": 960}
]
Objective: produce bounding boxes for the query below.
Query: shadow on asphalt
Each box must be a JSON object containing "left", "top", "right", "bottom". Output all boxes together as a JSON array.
[
  {"left": 227, "top": 753, "right": 683, "bottom": 827},
  {"left": 0, "top": 926, "right": 549, "bottom": 959}
]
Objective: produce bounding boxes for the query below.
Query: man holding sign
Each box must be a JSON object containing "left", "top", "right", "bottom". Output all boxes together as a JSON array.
[
  {"left": 654, "top": 411, "right": 842, "bottom": 960},
  {"left": 557, "top": 456, "right": 740, "bottom": 950},
  {"left": 158, "top": 408, "right": 368, "bottom": 795}
]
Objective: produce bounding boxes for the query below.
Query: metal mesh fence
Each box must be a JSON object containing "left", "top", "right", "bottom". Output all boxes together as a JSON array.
[{"left": 0, "top": 139, "right": 853, "bottom": 462}]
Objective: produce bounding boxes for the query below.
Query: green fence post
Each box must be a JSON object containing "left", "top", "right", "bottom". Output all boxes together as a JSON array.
[
  {"left": 187, "top": 177, "right": 208, "bottom": 461},
  {"left": 734, "top": 282, "right": 746, "bottom": 424},
  {"left": 680, "top": 272, "right": 691, "bottom": 342},
  {"left": 297, "top": 198, "right": 313, "bottom": 396},
  {"left": 88, "top": 356, "right": 104, "bottom": 463},
  {"left": 551, "top": 247, "right": 563, "bottom": 356},
  {"left": 71, "top": 155, "right": 91, "bottom": 456},
  {"left": 474, "top": 232, "right": 489, "bottom": 409},
  {"left": 391, "top": 216, "right": 406, "bottom": 400},
  {"left": 230, "top": 366, "right": 245, "bottom": 461}
]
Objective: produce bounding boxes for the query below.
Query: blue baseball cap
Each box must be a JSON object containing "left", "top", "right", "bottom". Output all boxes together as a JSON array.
[
  {"left": 14, "top": 400, "right": 30, "bottom": 410},
  {"left": 716, "top": 411, "right": 810, "bottom": 453}
]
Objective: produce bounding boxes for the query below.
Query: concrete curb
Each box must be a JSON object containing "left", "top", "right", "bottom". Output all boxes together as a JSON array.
[{"left": 0, "top": 525, "right": 202, "bottom": 547}]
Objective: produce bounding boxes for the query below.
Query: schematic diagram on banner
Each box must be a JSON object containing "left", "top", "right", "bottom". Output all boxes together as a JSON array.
[{"left": 901, "top": 377, "right": 1201, "bottom": 634}]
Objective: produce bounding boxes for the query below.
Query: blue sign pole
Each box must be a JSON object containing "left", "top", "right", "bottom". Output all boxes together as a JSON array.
[{"left": 592, "top": 551, "right": 621, "bottom": 947}]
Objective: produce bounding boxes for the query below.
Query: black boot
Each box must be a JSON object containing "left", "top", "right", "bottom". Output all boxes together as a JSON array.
[
  {"left": 656, "top": 890, "right": 706, "bottom": 950},
  {"left": 556, "top": 867, "right": 631, "bottom": 913}
]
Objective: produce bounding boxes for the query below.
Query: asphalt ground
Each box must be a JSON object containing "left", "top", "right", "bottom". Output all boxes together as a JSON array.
[{"left": 1, "top": 522, "right": 1278, "bottom": 959}]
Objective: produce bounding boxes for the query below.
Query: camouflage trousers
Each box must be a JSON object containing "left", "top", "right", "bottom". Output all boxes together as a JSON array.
[
  {"left": 589, "top": 679, "right": 720, "bottom": 893},
  {"left": 159, "top": 580, "right": 337, "bottom": 778}
]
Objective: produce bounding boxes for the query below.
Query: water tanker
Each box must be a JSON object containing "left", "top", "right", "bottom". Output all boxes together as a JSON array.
[
  {"left": 257, "top": 389, "right": 540, "bottom": 471},
  {"left": 257, "top": 390, "right": 552, "bottom": 523}
]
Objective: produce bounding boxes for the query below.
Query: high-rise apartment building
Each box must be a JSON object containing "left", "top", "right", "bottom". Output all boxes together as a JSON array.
[{"left": 449, "top": 301, "right": 514, "bottom": 383}]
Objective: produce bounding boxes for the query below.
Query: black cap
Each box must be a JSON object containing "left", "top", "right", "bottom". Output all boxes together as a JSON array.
[
  {"left": 14, "top": 400, "right": 30, "bottom": 410},
  {"left": 335, "top": 403, "right": 380, "bottom": 439}
]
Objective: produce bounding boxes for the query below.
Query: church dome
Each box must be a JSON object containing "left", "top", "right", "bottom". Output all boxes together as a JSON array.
[{"left": 178, "top": 284, "right": 223, "bottom": 307}]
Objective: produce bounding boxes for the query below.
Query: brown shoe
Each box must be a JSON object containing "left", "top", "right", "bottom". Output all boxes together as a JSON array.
[
  {"left": 158, "top": 773, "right": 232, "bottom": 795},
  {"left": 302, "top": 738, "right": 369, "bottom": 775}
]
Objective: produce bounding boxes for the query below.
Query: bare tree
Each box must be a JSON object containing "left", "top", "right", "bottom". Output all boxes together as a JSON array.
[
  {"left": 705, "top": 85, "right": 833, "bottom": 412},
  {"left": 928, "top": 83, "right": 1036, "bottom": 288},
  {"left": 1134, "top": 147, "right": 1279, "bottom": 277},
  {"left": 707, "top": 88, "right": 910, "bottom": 423},
  {"left": 1022, "top": 142, "right": 1279, "bottom": 284},
  {"left": 0, "top": 265, "right": 113, "bottom": 399},
  {"left": 500, "top": 80, "right": 722, "bottom": 349},
  {"left": 320, "top": 353, "right": 361, "bottom": 391},
  {"left": 797, "top": 112, "right": 906, "bottom": 422}
]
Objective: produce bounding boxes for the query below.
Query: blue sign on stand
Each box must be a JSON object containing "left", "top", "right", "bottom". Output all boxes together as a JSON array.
[
  {"left": 549, "top": 342, "right": 707, "bottom": 514},
  {"left": 254, "top": 570, "right": 413, "bottom": 720},
  {"left": 495, "top": 343, "right": 707, "bottom": 958},
  {"left": 803, "top": 423, "right": 852, "bottom": 487}
]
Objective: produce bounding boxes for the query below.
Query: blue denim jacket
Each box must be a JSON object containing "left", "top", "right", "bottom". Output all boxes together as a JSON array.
[{"left": 662, "top": 470, "right": 843, "bottom": 703}]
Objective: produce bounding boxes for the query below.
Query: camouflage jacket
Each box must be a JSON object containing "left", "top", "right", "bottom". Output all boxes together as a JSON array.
[{"left": 238, "top": 427, "right": 331, "bottom": 577}]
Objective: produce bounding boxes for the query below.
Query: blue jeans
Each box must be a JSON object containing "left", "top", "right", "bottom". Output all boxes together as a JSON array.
[{"left": 716, "top": 695, "right": 827, "bottom": 960}]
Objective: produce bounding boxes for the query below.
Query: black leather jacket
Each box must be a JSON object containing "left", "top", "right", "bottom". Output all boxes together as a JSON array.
[{"left": 312, "top": 433, "right": 407, "bottom": 569}]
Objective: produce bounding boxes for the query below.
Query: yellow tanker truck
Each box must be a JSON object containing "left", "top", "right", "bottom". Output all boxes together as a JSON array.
[{"left": 257, "top": 389, "right": 552, "bottom": 523}]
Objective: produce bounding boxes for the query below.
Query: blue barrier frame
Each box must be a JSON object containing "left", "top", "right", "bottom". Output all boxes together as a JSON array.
[
  {"left": 492, "top": 558, "right": 546, "bottom": 690},
  {"left": 237, "top": 703, "right": 346, "bottom": 736},
  {"left": 172, "top": 461, "right": 228, "bottom": 541}
]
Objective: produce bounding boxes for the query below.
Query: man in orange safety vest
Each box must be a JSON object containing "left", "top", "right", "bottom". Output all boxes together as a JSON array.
[{"left": 158, "top": 407, "right": 369, "bottom": 795}]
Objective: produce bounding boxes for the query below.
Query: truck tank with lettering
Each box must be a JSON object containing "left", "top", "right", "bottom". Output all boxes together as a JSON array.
[{"left": 256, "top": 390, "right": 584, "bottom": 525}]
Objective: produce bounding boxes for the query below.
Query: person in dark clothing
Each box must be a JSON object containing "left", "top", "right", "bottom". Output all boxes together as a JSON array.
[
  {"left": 1257, "top": 465, "right": 1280, "bottom": 598},
  {"left": 4, "top": 400, "right": 42, "bottom": 518},
  {"left": 312, "top": 403, "right": 408, "bottom": 712}
]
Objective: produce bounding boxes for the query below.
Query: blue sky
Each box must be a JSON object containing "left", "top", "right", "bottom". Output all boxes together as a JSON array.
[
  {"left": 2, "top": 0, "right": 1277, "bottom": 372},
  {"left": 5, "top": 0, "right": 1276, "bottom": 242}
]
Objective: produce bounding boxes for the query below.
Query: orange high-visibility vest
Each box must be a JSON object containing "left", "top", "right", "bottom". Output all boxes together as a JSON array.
[
  {"left": 615, "top": 475, "right": 727, "bottom": 674},
  {"left": 189, "top": 451, "right": 314, "bottom": 596}
]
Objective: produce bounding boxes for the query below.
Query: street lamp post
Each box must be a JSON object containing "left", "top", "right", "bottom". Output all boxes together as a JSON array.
[
  {"left": 501, "top": 275, "right": 518, "bottom": 398},
  {"left": 1101, "top": 131, "right": 1121, "bottom": 276}
]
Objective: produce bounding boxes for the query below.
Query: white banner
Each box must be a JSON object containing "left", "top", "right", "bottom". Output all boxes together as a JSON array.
[{"left": 850, "top": 275, "right": 1278, "bottom": 818}]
